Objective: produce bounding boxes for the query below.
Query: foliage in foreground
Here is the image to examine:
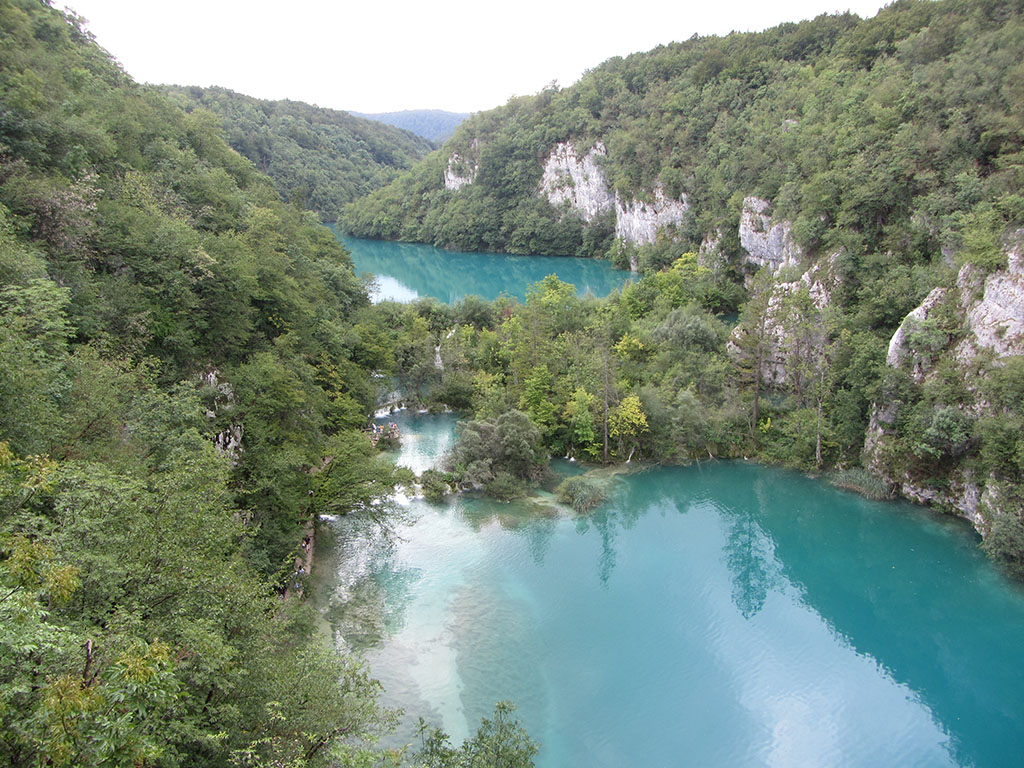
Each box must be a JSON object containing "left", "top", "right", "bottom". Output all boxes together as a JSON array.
[
  {"left": 414, "top": 703, "right": 538, "bottom": 768},
  {"left": 0, "top": 3, "right": 535, "bottom": 765}
]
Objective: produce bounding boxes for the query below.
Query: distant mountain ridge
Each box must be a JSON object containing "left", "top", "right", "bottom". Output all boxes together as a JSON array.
[
  {"left": 164, "top": 86, "right": 434, "bottom": 221},
  {"left": 351, "top": 109, "right": 470, "bottom": 143}
]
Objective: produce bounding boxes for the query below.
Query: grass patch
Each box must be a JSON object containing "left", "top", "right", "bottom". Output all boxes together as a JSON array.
[
  {"left": 555, "top": 475, "right": 609, "bottom": 514},
  {"left": 828, "top": 467, "right": 892, "bottom": 500}
]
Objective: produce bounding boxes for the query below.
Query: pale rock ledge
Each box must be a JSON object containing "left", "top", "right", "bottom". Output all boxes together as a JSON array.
[
  {"left": 444, "top": 151, "right": 477, "bottom": 191},
  {"left": 540, "top": 141, "right": 614, "bottom": 222},
  {"left": 739, "top": 196, "right": 802, "bottom": 272},
  {"left": 538, "top": 141, "right": 689, "bottom": 253}
]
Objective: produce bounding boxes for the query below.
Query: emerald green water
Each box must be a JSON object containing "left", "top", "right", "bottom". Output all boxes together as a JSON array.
[
  {"left": 318, "top": 412, "right": 1024, "bottom": 767},
  {"left": 337, "top": 235, "right": 632, "bottom": 303}
]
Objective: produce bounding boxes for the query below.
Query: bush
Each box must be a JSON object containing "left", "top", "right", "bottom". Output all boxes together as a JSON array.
[
  {"left": 420, "top": 468, "right": 451, "bottom": 503},
  {"left": 486, "top": 471, "right": 527, "bottom": 501},
  {"left": 555, "top": 475, "right": 608, "bottom": 514},
  {"left": 983, "top": 509, "right": 1024, "bottom": 580},
  {"left": 445, "top": 409, "right": 547, "bottom": 499}
]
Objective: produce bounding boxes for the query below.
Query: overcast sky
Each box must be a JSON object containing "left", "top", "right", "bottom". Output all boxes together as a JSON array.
[{"left": 65, "top": 0, "right": 889, "bottom": 114}]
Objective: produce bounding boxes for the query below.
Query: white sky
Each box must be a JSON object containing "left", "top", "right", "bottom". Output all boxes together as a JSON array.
[{"left": 64, "top": 0, "right": 889, "bottom": 114}]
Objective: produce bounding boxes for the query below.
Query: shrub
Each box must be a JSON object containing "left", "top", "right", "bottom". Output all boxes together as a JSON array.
[
  {"left": 555, "top": 475, "right": 608, "bottom": 514},
  {"left": 420, "top": 468, "right": 451, "bottom": 503}
]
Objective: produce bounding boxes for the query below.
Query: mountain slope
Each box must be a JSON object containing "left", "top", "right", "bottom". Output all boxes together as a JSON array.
[
  {"left": 164, "top": 85, "right": 434, "bottom": 221},
  {"left": 342, "top": 0, "right": 1023, "bottom": 266},
  {"left": 0, "top": 2, "right": 405, "bottom": 763},
  {"left": 351, "top": 109, "right": 470, "bottom": 142},
  {"left": 339, "top": 0, "right": 1024, "bottom": 562}
]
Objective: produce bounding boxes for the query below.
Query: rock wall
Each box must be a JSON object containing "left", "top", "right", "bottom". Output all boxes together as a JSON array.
[
  {"left": 538, "top": 141, "right": 688, "bottom": 252},
  {"left": 729, "top": 255, "right": 839, "bottom": 388},
  {"left": 540, "top": 142, "right": 614, "bottom": 221},
  {"left": 954, "top": 242, "right": 1024, "bottom": 364},
  {"left": 199, "top": 367, "right": 243, "bottom": 465},
  {"left": 884, "top": 287, "right": 947, "bottom": 378},
  {"left": 863, "top": 236, "right": 1024, "bottom": 533},
  {"left": 614, "top": 186, "right": 689, "bottom": 246},
  {"left": 443, "top": 151, "right": 476, "bottom": 191},
  {"left": 739, "top": 196, "right": 803, "bottom": 272}
]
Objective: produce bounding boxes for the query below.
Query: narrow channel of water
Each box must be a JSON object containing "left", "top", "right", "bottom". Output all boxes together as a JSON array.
[{"left": 315, "top": 411, "right": 1024, "bottom": 768}]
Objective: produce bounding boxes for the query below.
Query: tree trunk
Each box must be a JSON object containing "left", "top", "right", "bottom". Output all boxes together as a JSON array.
[{"left": 815, "top": 396, "right": 823, "bottom": 468}]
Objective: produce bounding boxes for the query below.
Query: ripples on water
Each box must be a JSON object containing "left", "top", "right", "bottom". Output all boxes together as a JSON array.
[{"left": 315, "top": 411, "right": 1024, "bottom": 768}]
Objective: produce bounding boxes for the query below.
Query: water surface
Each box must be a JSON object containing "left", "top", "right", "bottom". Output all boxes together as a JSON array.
[
  {"left": 336, "top": 234, "right": 632, "bottom": 303},
  {"left": 317, "top": 411, "right": 1024, "bottom": 768}
]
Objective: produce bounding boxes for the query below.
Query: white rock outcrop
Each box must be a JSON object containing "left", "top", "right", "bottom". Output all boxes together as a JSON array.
[
  {"left": 199, "top": 367, "right": 243, "bottom": 465},
  {"left": 739, "top": 196, "right": 802, "bottom": 272},
  {"left": 954, "top": 241, "right": 1024, "bottom": 364},
  {"left": 540, "top": 142, "right": 614, "bottom": 222},
  {"left": 863, "top": 235, "right": 1024, "bottom": 533},
  {"left": 884, "top": 287, "right": 947, "bottom": 376},
  {"left": 614, "top": 186, "right": 689, "bottom": 246},
  {"left": 538, "top": 142, "right": 688, "bottom": 253},
  {"left": 444, "top": 152, "right": 477, "bottom": 191},
  {"left": 729, "top": 255, "right": 839, "bottom": 387}
]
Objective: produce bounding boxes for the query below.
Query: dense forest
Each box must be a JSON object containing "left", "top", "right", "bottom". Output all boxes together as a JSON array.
[
  {"left": 343, "top": 0, "right": 1023, "bottom": 263},
  {"left": 163, "top": 86, "right": 434, "bottom": 222},
  {"left": 350, "top": 110, "right": 470, "bottom": 143},
  {"left": 0, "top": 1, "right": 531, "bottom": 765},
  {"left": 4, "top": 0, "right": 1024, "bottom": 764},
  {"left": 342, "top": 0, "right": 1024, "bottom": 575}
]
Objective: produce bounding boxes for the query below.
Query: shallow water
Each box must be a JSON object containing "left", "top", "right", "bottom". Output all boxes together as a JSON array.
[
  {"left": 316, "top": 411, "right": 1024, "bottom": 767},
  {"left": 337, "top": 235, "right": 633, "bottom": 303}
]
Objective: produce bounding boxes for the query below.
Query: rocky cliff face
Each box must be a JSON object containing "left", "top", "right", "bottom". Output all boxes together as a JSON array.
[
  {"left": 730, "top": 254, "right": 839, "bottom": 387},
  {"left": 538, "top": 142, "right": 689, "bottom": 254},
  {"left": 540, "top": 142, "right": 614, "bottom": 221},
  {"left": 738, "top": 196, "right": 803, "bottom": 272},
  {"left": 883, "top": 287, "right": 948, "bottom": 378},
  {"left": 863, "top": 237, "right": 1024, "bottom": 533},
  {"left": 443, "top": 151, "right": 476, "bottom": 191},
  {"left": 954, "top": 245, "right": 1024, "bottom": 364},
  {"left": 199, "top": 368, "right": 243, "bottom": 465},
  {"left": 614, "top": 186, "right": 689, "bottom": 246}
]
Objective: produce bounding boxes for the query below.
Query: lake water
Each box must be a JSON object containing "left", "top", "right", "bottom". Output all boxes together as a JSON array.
[
  {"left": 316, "top": 411, "right": 1024, "bottom": 768},
  {"left": 336, "top": 234, "right": 633, "bottom": 303}
]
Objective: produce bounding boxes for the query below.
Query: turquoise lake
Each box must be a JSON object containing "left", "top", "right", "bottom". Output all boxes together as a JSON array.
[
  {"left": 336, "top": 234, "right": 633, "bottom": 302},
  {"left": 317, "top": 410, "right": 1024, "bottom": 768}
]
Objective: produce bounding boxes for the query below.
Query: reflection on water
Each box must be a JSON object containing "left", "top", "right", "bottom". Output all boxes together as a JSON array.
[
  {"left": 724, "top": 513, "right": 780, "bottom": 619},
  {"left": 316, "top": 413, "right": 1024, "bottom": 768}
]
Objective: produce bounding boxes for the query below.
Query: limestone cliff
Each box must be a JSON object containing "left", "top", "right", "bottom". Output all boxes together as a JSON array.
[
  {"left": 444, "top": 151, "right": 476, "bottom": 191},
  {"left": 540, "top": 142, "right": 614, "bottom": 222},
  {"left": 730, "top": 254, "right": 839, "bottom": 388},
  {"left": 538, "top": 142, "right": 689, "bottom": 259},
  {"left": 739, "top": 196, "right": 803, "bottom": 273},
  {"left": 863, "top": 236, "right": 1024, "bottom": 533},
  {"left": 614, "top": 186, "right": 689, "bottom": 247}
]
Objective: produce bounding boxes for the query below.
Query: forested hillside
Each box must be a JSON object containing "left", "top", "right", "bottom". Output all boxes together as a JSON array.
[
  {"left": 164, "top": 86, "right": 433, "bottom": 221},
  {"left": 341, "top": 0, "right": 1024, "bottom": 574},
  {"left": 343, "top": 0, "right": 1023, "bottom": 263},
  {"left": 350, "top": 109, "right": 470, "bottom": 142},
  {"left": 3, "top": 0, "right": 1024, "bottom": 761},
  {"left": 0, "top": 2, "right": 529, "bottom": 765}
]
